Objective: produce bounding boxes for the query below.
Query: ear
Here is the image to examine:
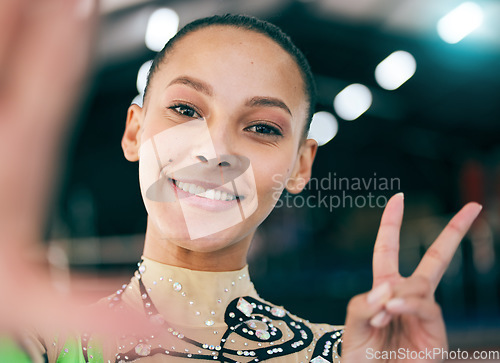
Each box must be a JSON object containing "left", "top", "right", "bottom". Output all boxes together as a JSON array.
[
  {"left": 286, "top": 138, "right": 318, "bottom": 194},
  {"left": 122, "top": 103, "right": 143, "bottom": 162}
]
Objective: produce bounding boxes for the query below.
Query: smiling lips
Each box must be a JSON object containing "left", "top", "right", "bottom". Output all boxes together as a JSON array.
[{"left": 172, "top": 179, "right": 240, "bottom": 201}]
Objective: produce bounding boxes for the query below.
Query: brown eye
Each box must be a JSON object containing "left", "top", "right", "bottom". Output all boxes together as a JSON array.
[
  {"left": 170, "top": 104, "right": 201, "bottom": 119},
  {"left": 246, "top": 123, "right": 282, "bottom": 136}
]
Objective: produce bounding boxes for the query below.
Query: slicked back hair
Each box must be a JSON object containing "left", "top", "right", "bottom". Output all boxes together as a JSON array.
[{"left": 143, "top": 14, "right": 316, "bottom": 138}]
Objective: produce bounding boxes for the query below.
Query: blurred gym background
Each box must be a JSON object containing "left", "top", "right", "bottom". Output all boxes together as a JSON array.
[{"left": 46, "top": 0, "right": 500, "bottom": 357}]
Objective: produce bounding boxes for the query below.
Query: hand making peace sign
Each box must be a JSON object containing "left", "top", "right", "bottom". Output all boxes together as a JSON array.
[{"left": 342, "top": 193, "right": 482, "bottom": 362}]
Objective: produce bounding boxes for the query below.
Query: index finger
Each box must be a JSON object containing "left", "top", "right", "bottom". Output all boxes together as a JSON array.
[
  {"left": 413, "top": 202, "right": 482, "bottom": 292},
  {"left": 372, "top": 192, "right": 405, "bottom": 287}
]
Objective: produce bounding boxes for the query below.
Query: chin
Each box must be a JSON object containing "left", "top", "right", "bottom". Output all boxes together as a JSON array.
[
  {"left": 151, "top": 215, "right": 249, "bottom": 254},
  {"left": 168, "top": 224, "right": 243, "bottom": 251},
  {"left": 178, "top": 238, "right": 234, "bottom": 253}
]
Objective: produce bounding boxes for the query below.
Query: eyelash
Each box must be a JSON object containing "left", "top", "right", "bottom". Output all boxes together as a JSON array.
[
  {"left": 168, "top": 103, "right": 203, "bottom": 119},
  {"left": 167, "top": 103, "right": 283, "bottom": 137},
  {"left": 244, "top": 122, "right": 283, "bottom": 137}
]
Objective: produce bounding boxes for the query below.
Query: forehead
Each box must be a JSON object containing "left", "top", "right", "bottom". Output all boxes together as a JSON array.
[{"left": 149, "top": 26, "right": 307, "bottom": 125}]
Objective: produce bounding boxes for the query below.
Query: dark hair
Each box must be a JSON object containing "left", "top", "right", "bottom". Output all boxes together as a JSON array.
[{"left": 144, "top": 14, "right": 316, "bottom": 137}]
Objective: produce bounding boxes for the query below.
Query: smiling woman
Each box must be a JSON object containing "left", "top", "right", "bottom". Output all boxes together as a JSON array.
[
  {"left": 117, "top": 17, "right": 320, "bottom": 276},
  {"left": 0, "top": 7, "right": 483, "bottom": 363}
]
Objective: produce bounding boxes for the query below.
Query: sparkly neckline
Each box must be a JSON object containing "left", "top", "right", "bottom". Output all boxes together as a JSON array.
[
  {"left": 91, "top": 258, "right": 345, "bottom": 362},
  {"left": 120, "top": 257, "right": 259, "bottom": 329}
]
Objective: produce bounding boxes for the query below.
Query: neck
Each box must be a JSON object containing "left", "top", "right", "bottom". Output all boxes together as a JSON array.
[{"left": 142, "top": 219, "right": 254, "bottom": 272}]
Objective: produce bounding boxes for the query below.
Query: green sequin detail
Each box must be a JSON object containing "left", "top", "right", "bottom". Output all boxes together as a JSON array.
[
  {"left": 87, "top": 336, "right": 105, "bottom": 363},
  {"left": 56, "top": 337, "right": 86, "bottom": 363},
  {"left": 56, "top": 335, "right": 104, "bottom": 363}
]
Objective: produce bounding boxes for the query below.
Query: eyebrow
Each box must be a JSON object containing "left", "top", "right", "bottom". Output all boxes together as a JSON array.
[
  {"left": 167, "top": 76, "right": 214, "bottom": 96},
  {"left": 167, "top": 75, "right": 292, "bottom": 116},
  {"left": 245, "top": 96, "right": 292, "bottom": 116}
]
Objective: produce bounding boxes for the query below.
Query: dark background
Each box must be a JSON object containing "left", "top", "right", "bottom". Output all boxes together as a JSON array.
[{"left": 48, "top": 0, "right": 500, "bottom": 353}]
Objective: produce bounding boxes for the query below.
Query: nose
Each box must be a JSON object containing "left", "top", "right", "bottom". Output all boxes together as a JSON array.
[
  {"left": 207, "top": 118, "right": 236, "bottom": 167},
  {"left": 190, "top": 117, "right": 235, "bottom": 167},
  {"left": 186, "top": 120, "right": 217, "bottom": 164},
  {"left": 195, "top": 154, "right": 231, "bottom": 168},
  {"left": 182, "top": 118, "right": 250, "bottom": 186},
  {"left": 196, "top": 155, "right": 208, "bottom": 163}
]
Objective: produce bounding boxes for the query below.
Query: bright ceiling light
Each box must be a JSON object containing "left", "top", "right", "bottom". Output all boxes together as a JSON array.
[
  {"left": 145, "top": 8, "right": 179, "bottom": 52},
  {"left": 131, "top": 94, "right": 143, "bottom": 107},
  {"left": 308, "top": 111, "right": 338, "bottom": 146},
  {"left": 333, "top": 84, "right": 372, "bottom": 121},
  {"left": 375, "top": 51, "right": 416, "bottom": 91},
  {"left": 437, "top": 2, "right": 484, "bottom": 44},
  {"left": 136, "top": 60, "right": 153, "bottom": 95}
]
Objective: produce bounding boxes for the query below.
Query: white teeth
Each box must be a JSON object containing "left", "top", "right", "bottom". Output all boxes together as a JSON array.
[
  {"left": 174, "top": 180, "right": 237, "bottom": 201},
  {"left": 205, "top": 189, "right": 215, "bottom": 200}
]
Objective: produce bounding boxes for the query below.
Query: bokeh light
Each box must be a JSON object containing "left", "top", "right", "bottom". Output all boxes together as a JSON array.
[
  {"left": 333, "top": 84, "right": 372, "bottom": 121},
  {"left": 375, "top": 51, "right": 416, "bottom": 91},
  {"left": 136, "top": 60, "right": 153, "bottom": 95},
  {"left": 308, "top": 111, "right": 338, "bottom": 146},
  {"left": 145, "top": 8, "right": 179, "bottom": 52},
  {"left": 437, "top": 2, "right": 484, "bottom": 44}
]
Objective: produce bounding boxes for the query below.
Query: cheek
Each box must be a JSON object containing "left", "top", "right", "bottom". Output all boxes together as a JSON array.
[
  {"left": 138, "top": 138, "right": 160, "bottom": 198},
  {"left": 141, "top": 112, "right": 166, "bottom": 142},
  {"left": 252, "top": 151, "right": 295, "bottom": 203}
]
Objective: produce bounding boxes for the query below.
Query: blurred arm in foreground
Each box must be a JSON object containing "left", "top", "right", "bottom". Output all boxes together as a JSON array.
[{"left": 0, "top": 0, "right": 101, "bottom": 330}]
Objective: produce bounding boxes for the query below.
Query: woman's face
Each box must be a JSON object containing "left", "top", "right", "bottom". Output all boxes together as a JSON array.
[{"left": 124, "top": 26, "right": 316, "bottom": 253}]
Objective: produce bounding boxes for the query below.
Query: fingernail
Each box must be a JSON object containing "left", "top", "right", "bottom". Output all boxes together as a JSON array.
[
  {"left": 370, "top": 311, "right": 389, "bottom": 327},
  {"left": 395, "top": 192, "right": 404, "bottom": 200},
  {"left": 367, "top": 282, "right": 391, "bottom": 305},
  {"left": 386, "top": 298, "right": 405, "bottom": 310},
  {"left": 469, "top": 203, "right": 483, "bottom": 218}
]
